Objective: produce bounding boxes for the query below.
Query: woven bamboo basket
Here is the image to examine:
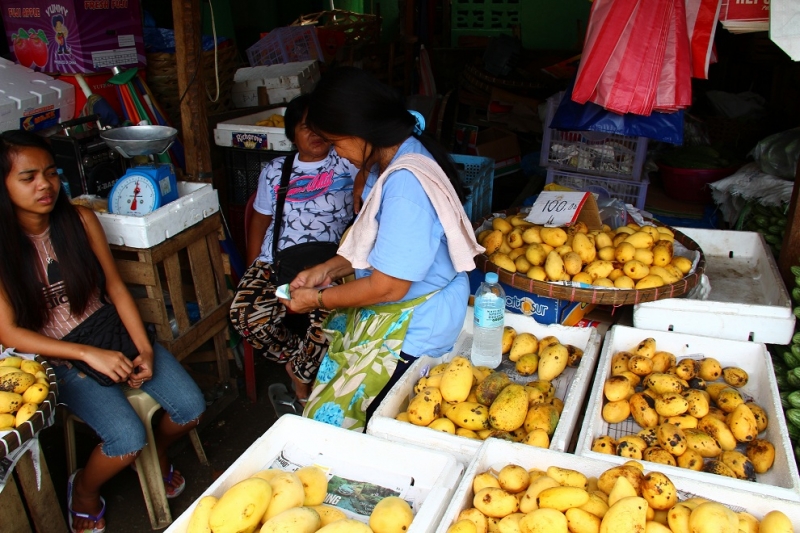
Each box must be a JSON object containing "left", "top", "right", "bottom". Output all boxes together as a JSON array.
[
  {"left": 145, "top": 45, "right": 241, "bottom": 129},
  {"left": 292, "top": 9, "right": 380, "bottom": 46},
  {"left": 473, "top": 208, "right": 706, "bottom": 306}
]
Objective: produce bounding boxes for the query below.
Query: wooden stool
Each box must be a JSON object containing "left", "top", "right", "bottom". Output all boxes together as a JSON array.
[
  {"left": 110, "top": 213, "right": 236, "bottom": 415},
  {"left": 63, "top": 388, "right": 209, "bottom": 530}
]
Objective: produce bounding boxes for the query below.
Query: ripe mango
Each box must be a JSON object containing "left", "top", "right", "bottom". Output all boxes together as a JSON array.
[
  {"left": 475, "top": 372, "right": 510, "bottom": 406},
  {"left": 489, "top": 384, "right": 528, "bottom": 431},
  {"left": 440, "top": 356, "right": 474, "bottom": 403}
]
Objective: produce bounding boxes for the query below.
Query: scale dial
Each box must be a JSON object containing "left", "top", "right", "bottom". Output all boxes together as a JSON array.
[{"left": 108, "top": 172, "right": 162, "bottom": 216}]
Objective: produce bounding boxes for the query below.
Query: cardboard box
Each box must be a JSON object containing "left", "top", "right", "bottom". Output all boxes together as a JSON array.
[
  {"left": 476, "top": 127, "right": 521, "bottom": 177},
  {"left": 0, "top": 58, "right": 75, "bottom": 132},
  {"left": 367, "top": 309, "right": 602, "bottom": 464},
  {"left": 1, "top": 0, "right": 146, "bottom": 74},
  {"left": 435, "top": 439, "right": 800, "bottom": 533},
  {"left": 166, "top": 415, "right": 463, "bottom": 533},
  {"left": 468, "top": 269, "right": 594, "bottom": 326},
  {"left": 576, "top": 325, "right": 800, "bottom": 502}
]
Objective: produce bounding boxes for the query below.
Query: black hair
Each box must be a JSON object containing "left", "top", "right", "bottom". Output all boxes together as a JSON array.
[
  {"left": 0, "top": 130, "right": 102, "bottom": 331},
  {"left": 305, "top": 67, "right": 465, "bottom": 202},
  {"left": 283, "top": 94, "right": 312, "bottom": 144},
  {"left": 52, "top": 14, "right": 64, "bottom": 27}
]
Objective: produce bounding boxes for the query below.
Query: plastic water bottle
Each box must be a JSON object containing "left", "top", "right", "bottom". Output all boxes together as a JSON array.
[{"left": 471, "top": 272, "right": 505, "bottom": 368}]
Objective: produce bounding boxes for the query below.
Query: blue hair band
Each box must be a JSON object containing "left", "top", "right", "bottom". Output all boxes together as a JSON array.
[{"left": 409, "top": 110, "right": 426, "bottom": 136}]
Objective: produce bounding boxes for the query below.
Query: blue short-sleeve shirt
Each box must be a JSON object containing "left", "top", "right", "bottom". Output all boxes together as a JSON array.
[{"left": 355, "top": 138, "right": 469, "bottom": 357}]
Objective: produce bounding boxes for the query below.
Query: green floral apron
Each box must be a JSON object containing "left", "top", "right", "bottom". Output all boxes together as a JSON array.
[{"left": 302, "top": 292, "right": 435, "bottom": 431}]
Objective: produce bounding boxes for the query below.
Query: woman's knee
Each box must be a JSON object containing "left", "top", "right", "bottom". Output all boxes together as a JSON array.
[{"left": 101, "top": 418, "right": 147, "bottom": 457}]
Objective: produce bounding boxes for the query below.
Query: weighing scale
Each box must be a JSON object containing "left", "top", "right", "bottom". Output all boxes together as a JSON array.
[{"left": 100, "top": 126, "right": 180, "bottom": 216}]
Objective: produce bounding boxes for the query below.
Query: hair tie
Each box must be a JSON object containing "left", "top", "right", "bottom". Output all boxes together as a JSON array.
[{"left": 408, "top": 110, "right": 426, "bottom": 135}]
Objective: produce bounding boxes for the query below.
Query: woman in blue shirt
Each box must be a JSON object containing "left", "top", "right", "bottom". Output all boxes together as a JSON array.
[{"left": 281, "top": 67, "right": 481, "bottom": 425}]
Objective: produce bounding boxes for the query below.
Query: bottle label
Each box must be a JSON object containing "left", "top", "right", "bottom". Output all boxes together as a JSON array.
[{"left": 474, "top": 303, "right": 504, "bottom": 328}]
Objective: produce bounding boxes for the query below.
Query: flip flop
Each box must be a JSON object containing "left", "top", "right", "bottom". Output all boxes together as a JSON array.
[
  {"left": 163, "top": 464, "right": 186, "bottom": 499},
  {"left": 67, "top": 470, "right": 106, "bottom": 533},
  {"left": 130, "top": 462, "right": 186, "bottom": 499},
  {"left": 269, "top": 383, "right": 301, "bottom": 417}
]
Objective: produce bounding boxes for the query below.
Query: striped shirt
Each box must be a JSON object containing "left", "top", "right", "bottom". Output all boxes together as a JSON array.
[{"left": 29, "top": 228, "right": 103, "bottom": 341}]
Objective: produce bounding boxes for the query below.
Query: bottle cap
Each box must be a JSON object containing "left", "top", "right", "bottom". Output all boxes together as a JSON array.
[{"left": 485, "top": 272, "right": 499, "bottom": 283}]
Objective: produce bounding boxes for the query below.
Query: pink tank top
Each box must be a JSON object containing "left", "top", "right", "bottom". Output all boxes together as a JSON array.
[{"left": 29, "top": 228, "right": 103, "bottom": 340}]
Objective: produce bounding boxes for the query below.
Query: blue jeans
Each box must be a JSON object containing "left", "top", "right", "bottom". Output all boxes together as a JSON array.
[{"left": 54, "top": 343, "right": 206, "bottom": 457}]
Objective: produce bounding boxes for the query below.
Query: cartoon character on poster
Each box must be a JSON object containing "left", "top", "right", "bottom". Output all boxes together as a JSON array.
[{"left": 52, "top": 14, "right": 69, "bottom": 54}]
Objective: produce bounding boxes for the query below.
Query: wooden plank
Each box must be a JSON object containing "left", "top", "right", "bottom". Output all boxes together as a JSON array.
[
  {"left": 114, "top": 259, "right": 158, "bottom": 286},
  {"left": 779, "top": 159, "right": 800, "bottom": 286},
  {"left": 170, "top": 300, "right": 232, "bottom": 360},
  {"left": 182, "top": 347, "right": 235, "bottom": 364},
  {"left": 213, "top": 329, "right": 231, "bottom": 383},
  {"left": 187, "top": 238, "right": 217, "bottom": 315},
  {"left": 172, "top": 0, "right": 212, "bottom": 182},
  {"left": 163, "top": 252, "right": 191, "bottom": 335},
  {"left": 0, "top": 474, "right": 32, "bottom": 532},
  {"left": 135, "top": 298, "right": 167, "bottom": 326},
  {"left": 206, "top": 231, "right": 228, "bottom": 301},
  {"left": 16, "top": 442, "right": 68, "bottom": 533}
]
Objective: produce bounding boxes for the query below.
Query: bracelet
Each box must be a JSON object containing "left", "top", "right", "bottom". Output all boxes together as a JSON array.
[{"left": 317, "top": 289, "right": 327, "bottom": 309}]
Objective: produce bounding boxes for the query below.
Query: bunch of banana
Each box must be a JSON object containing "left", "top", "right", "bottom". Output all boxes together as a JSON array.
[
  {"left": 446, "top": 459, "right": 793, "bottom": 533},
  {"left": 255, "top": 113, "right": 286, "bottom": 128},
  {"left": 591, "top": 337, "right": 776, "bottom": 483},
  {"left": 477, "top": 215, "right": 690, "bottom": 290},
  {"left": 736, "top": 201, "right": 787, "bottom": 258},
  {"left": 767, "top": 264, "right": 800, "bottom": 469},
  {"left": 0, "top": 354, "right": 51, "bottom": 430},
  {"left": 397, "top": 327, "right": 583, "bottom": 448}
]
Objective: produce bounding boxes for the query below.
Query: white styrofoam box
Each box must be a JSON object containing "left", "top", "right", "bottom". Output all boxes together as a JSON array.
[
  {"left": 434, "top": 438, "right": 800, "bottom": 533},
  {"left": 97, "top": 182, "right": 219, "bottom": 248},
  {"left": 0, "top": 58, "right": 75, "bottom": 133},
  {"left": 367, "top": 308, "right": 602, "bottom": 464},
  {"left": 634, "top": 228, "right": 795, "bottom": 344},
  {"left": 575, "top": 325, "right": 800, "bottom": 502},
  {"left": 213, "top": 107, "right": 292, "bottom": 151},
  {"left": 231, "top": 60, "right": 320, "bottom": 108},
  {"left": 165, "top": 415, "right": 463, "bottom": 533}
]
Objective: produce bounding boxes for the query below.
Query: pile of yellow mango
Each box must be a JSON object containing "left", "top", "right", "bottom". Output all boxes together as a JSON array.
[
  {"left": 395, "top": 327, "right": 582, "bottom": 448},
  {"left": 477, "top": 215, "right": 692, "bottom": 290},
  {"left": 255, "top": 114, "right": 286, "bottom": 128},
  {"left": 0, "top": 354, "right": 51, "bottom": 430},
  {"left": 593, "top": 337, "right": 776, "bottom": 481},
  {"left": 446, "top": 460, "right": 793, "bottom": 533},
  {"left": 188, "top": 466, "right": 412, "bottom": 533}
]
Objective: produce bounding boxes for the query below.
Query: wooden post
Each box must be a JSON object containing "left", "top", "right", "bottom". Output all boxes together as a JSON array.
[
  {"left": 172, "top": 0, "right": 213, "bottom": 182},
  {"left": 779, "top": 157, "right": 800, "bottom": 286}
]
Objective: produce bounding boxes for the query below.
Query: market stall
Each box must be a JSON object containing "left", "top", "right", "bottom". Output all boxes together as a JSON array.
[{"left": 2, "top": 0, "right": 800, "bottom": 531}]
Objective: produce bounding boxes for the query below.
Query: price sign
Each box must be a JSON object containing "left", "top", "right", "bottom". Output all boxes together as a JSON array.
[{"left": 525, "top": 191, "right": 594, "bottom": 227}]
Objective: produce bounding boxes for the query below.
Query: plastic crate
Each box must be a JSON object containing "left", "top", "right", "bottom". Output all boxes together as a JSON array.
[
  {"left": 576, "top": 325, "right": 800, "bottom": 503},
  {"left": 545, "top": 168, "right": 649, "bottom": 210},
  {"left": 165, "top": 415, "right": 463, "bottom": 533},
  {"left": 450, "top": 0, "right": 521, "bottom": 46},
  {"left": 245, "top": 26, "right": 324, "bottom": 67},
  {"left": 540, "top": 92, "right": 648, "bottom": 180},
  {"left": 452, "top": 154, "right": 494, "bottom": 223},
  {"left": 223, "top": 148, "right": 284, "bottom": 205}
]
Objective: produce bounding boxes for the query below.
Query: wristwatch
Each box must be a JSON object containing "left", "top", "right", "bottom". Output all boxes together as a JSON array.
[{"left": 317, "top": 289, "right": 326, "bottom": 309}]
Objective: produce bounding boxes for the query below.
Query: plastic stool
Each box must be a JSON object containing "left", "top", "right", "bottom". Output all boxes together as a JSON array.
[{"left": 63, "top": 388, "right": 208, "bottom": 530}]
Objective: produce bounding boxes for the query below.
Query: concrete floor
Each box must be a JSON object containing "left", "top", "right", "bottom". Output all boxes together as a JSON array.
[{"left": 38, "top": 354, "right": 289, "bottom": 532}]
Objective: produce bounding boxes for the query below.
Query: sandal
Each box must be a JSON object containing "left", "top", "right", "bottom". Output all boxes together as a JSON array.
[
  {"left": 130, "top": 462, "right": 186, "bottom": 499},
  {"left": 163, "top": 464, "right": 186, "bottom": 499},
  {"left": 67, "top": 470, "right": 106, "bottom": 533},
  {"left": 269, "top": 383, "right": 302, "bottom": 417}
]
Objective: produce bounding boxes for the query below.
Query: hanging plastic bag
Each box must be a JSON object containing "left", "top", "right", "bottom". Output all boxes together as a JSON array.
[
  {"left": 686, "top": 0, "right": 722, "bottom": 79},
  {"left": 750, "top": 128, "right": 800, "bottom": 179}
]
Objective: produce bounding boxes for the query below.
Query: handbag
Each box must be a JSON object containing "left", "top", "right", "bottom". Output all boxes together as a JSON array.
[
  {"left": 270, "top": 152, "right": 339, "bottom": 285},
  {"left": 61, "top": 303, "right": 144, "bottom": 386}
]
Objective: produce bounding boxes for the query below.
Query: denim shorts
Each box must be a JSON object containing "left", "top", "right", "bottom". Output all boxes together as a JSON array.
[{"left": 54, "top": 343, "right": 206, "bottom": 457}]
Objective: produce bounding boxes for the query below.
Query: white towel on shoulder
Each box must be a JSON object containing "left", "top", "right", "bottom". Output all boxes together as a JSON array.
[{"left": 338, "top": 153, "right": 485, "bottom": 272}]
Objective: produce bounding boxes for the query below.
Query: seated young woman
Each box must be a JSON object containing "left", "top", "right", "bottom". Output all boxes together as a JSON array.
[
  {"left": 0, "top": 129, "right": 206, "bottom": 533},
  {"left": 229, "top": 94, "right": 360, "bottom": 410}
]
